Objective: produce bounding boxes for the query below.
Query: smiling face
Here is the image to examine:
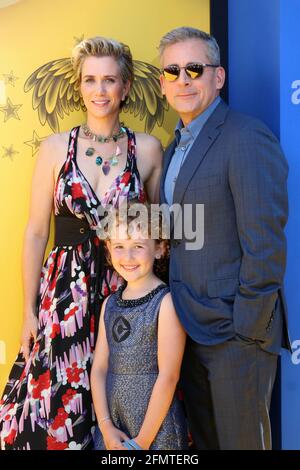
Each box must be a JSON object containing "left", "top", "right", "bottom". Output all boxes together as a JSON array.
[
  {"left": 160, "top": 38, "right": 225, "bottom": 125},
  {"left": 107, "top": 223, "right": 163, "bottom": 286},
  {"left": 80, "top": 55, "right": 130, "bottom": 122}
]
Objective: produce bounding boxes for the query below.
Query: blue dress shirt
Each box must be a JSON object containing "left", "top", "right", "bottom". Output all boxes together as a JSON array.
[{"left": 164, "top": 96, "right": 221, "bottom": 205}]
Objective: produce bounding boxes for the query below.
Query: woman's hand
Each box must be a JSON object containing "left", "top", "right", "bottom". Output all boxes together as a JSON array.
[
  {"left": 101, "top": 421, "right": 130, "bottom": 450},
  {"left": 21, "top": 312, "right": 38, "bottom": 362}
]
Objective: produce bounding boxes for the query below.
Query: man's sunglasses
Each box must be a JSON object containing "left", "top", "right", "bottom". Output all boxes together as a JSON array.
[{"left": 161, "top": 63, "right": 219, "bottom": 82}]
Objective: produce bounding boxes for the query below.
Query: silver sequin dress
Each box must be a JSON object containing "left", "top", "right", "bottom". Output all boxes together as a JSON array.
[{"left": 96, "top": 283, "right": 188, "bottom": 450}]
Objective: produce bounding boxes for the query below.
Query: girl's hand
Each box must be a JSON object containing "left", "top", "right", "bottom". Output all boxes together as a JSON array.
[
  {"left": 21, "top": 312, "right": 38, "bottom": 362},
  {"left": 102, "top": 422, "right": 130, "bottom": 450},
  {"left": 133, "top": 435, "right": 151, "bottom": 450}
]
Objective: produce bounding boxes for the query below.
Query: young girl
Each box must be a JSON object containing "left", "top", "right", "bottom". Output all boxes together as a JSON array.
[{"left": 91, "top": 204, "right": 188, "bottom": 450}]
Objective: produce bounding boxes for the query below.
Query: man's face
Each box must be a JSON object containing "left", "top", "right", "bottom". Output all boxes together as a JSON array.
[{"left": 160, "top": 39, "right": 225, "bottom": 125}]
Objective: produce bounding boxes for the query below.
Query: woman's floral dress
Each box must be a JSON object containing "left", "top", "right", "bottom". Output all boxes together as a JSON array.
[{"left": 0, "top": 126, "right": 145, "bottom": 450}]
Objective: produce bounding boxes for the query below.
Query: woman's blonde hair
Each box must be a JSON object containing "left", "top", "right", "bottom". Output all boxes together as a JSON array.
[{"left": 72, "top": 36, "right": 134, "bottom": 87}]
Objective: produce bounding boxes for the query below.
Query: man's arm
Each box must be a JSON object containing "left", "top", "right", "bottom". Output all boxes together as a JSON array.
[{"left": 229, "top": 120, "right": 288, "bottom": 340}]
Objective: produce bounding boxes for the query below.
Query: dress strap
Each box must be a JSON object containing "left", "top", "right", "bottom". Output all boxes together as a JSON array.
[
  {"left": 126, "top": 127, "right": 137, "bottom": 160},
  {"left": 63, "top": 126, "right": 80, "bottom": 173},
  {"left": 124, "top": 127, "right": 146, "bottom": 202}
]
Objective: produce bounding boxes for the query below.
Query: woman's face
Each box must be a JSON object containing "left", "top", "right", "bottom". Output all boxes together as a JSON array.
[{"left": 80, "top": 55, "right": 130, "bottom": 121}]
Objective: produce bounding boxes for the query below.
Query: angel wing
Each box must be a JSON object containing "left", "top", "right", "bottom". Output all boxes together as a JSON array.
[
  {"left": 24, "top": 58, "right": 83, "bottom": 133},
  {"left": 123, "top": 60, "right": 168, "bottom": 133},
  {"left": 24, "top": 58, "right": 168, "bottom": 133}
]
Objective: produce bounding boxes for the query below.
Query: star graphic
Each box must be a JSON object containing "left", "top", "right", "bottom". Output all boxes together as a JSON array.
[
  {"left": 2, "top": 71, "right": 19, "bottom": 87},
  {"left": 0, "top": 97, "right": 22, "bottom": 122},
  {"left": 24, "top": 130, "right": 46, "bottom": 157},
  {"left": 2, "top": 144, "right": 19, "bottom": 161},
  {"left": 74, "top": 34, "right": 84, "bottom": 45}
]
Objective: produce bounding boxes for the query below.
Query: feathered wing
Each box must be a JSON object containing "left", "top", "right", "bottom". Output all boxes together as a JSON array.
[
  {"left": 124, "top": 60, "right": 168, "bottom": 133},
  {"left": 24, "top": 58, "right": 83, "bottom": 133},
  {"left": 24, "top": 58, "right": 168, "bottom": 133}
]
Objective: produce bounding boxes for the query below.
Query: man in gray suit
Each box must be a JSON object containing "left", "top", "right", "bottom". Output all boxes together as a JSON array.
[{"left": 159, "top": 27, "right": 289, "bottom": 450}]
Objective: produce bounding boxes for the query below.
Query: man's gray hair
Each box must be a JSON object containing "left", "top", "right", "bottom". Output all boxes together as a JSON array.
[{"left": 159, "top": 27, "right": 220, "bottom": 66}]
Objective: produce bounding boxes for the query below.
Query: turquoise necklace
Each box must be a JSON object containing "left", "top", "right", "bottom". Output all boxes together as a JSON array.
[{"left": 82, "top": 123, "right": 126, "bottom": 175}]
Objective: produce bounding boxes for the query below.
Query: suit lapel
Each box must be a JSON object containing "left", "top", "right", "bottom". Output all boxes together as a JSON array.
[{"left": 173, "top": 101, "right": 229, "bottom": 205}]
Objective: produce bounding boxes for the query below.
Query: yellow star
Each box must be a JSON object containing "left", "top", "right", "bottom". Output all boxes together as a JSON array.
[
  {"left": 2, "top": 144, "right": 19, "bottom": 161},
  {"left": 2, "top": 71, "right": 19, "bottom": 87},
  {"left": 0, "top": 97, "right": 22, "bottom": 122},
  {"left": 24, "top": 130, "right": 46, "bottom": 157}
]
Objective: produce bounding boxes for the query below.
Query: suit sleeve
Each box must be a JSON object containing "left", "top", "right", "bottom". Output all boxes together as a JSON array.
[{"left": 229, "top": 121, "right": 288, "bottom": 340}]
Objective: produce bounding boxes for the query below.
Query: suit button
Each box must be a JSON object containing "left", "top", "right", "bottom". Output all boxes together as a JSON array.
[
  {"left": 79, "top": 228, "right": 85, "bottom": 234},
  {"left": 266, "top": 313, "right": 274, "bottom": 331},
  {"left": 172, "top": 240, "right": 181, "bottom": 247}
]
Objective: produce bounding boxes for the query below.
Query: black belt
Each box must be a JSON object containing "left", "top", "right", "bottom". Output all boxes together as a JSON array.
[
  {"left": 54, "top": 216, "right": 95, "bottom": 246},
  {"left": 53, "top": 216, "right": 106, "bottom": 313}
]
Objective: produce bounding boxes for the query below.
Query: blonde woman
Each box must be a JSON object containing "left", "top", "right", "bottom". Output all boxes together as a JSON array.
[{"left": 0, "top": 36, "right": 162, "bottom": 450}]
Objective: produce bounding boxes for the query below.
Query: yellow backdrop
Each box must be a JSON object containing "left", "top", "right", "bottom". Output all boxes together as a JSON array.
[{"left": 0, "top": 0, "right": 210, "bottom": 391}]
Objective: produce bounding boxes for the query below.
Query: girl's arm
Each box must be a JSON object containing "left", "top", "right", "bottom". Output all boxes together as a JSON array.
[
  {"left": 91, "top": 297, "right": 129, "bottom": 450},
  {"left": 21, "top": 137, "right": 57, "bottom": 361},
  {"left": 134, "top": 292, "right": 186, "bottom": 450}
]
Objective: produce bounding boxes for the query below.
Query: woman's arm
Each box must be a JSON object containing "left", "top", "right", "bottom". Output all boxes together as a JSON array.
[
  {"left": 136, "top": 134, "right": 163, "bottom": 204},
  {"left": 21, "top": 136, "right": 57, "bottom": 361},
  {"left": 134, "top": 293, "right": 186, "bottom": 449},
  {"left": 91, "top": 298, "right": 129, "bottom": 450}
]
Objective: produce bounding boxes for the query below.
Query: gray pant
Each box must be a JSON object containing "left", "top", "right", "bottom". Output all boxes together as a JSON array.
[{"left": 180, "top": 335, "right": 278, "bottom": 450}]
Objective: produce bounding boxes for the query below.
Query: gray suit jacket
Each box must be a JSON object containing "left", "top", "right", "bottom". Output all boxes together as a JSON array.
[{"left": 160, "top": 100, "right": 290, "bottom": 354}]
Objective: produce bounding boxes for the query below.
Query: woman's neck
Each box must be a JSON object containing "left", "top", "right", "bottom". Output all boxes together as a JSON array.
[{"left": 85, "top": 114, "right": 121, "bottom": 137}]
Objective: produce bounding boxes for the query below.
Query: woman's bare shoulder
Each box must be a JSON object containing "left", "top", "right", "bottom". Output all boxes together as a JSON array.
[
  {"left": 42, "top": 131, "right": 69, "bottom": 149},
  {"left": 135, "top": 132, "right": 163, "bottom": 150},
  {"left": 135, "top": 133, "right": 163, "bottom": 168},
  {"left": 38, "top": 131, "right": 71, "bottom": 164}
]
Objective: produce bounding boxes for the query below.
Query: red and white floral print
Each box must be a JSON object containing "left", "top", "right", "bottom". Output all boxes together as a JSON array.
[{"left": 0, "top": 126, "right": 144, "bottom": 449}]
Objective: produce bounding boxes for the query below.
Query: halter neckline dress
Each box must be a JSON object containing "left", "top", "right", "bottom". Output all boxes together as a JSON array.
[{"left": 0, "top": 126, "right": 145, "bottom": 450}]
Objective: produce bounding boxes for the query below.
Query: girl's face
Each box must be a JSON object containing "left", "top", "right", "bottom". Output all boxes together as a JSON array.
[
  {"left": 107, "top": 226, "right": 163, "bottom": 284},
  {"left": 80, "top": 56, "right": 130, "bottom": 121}
]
